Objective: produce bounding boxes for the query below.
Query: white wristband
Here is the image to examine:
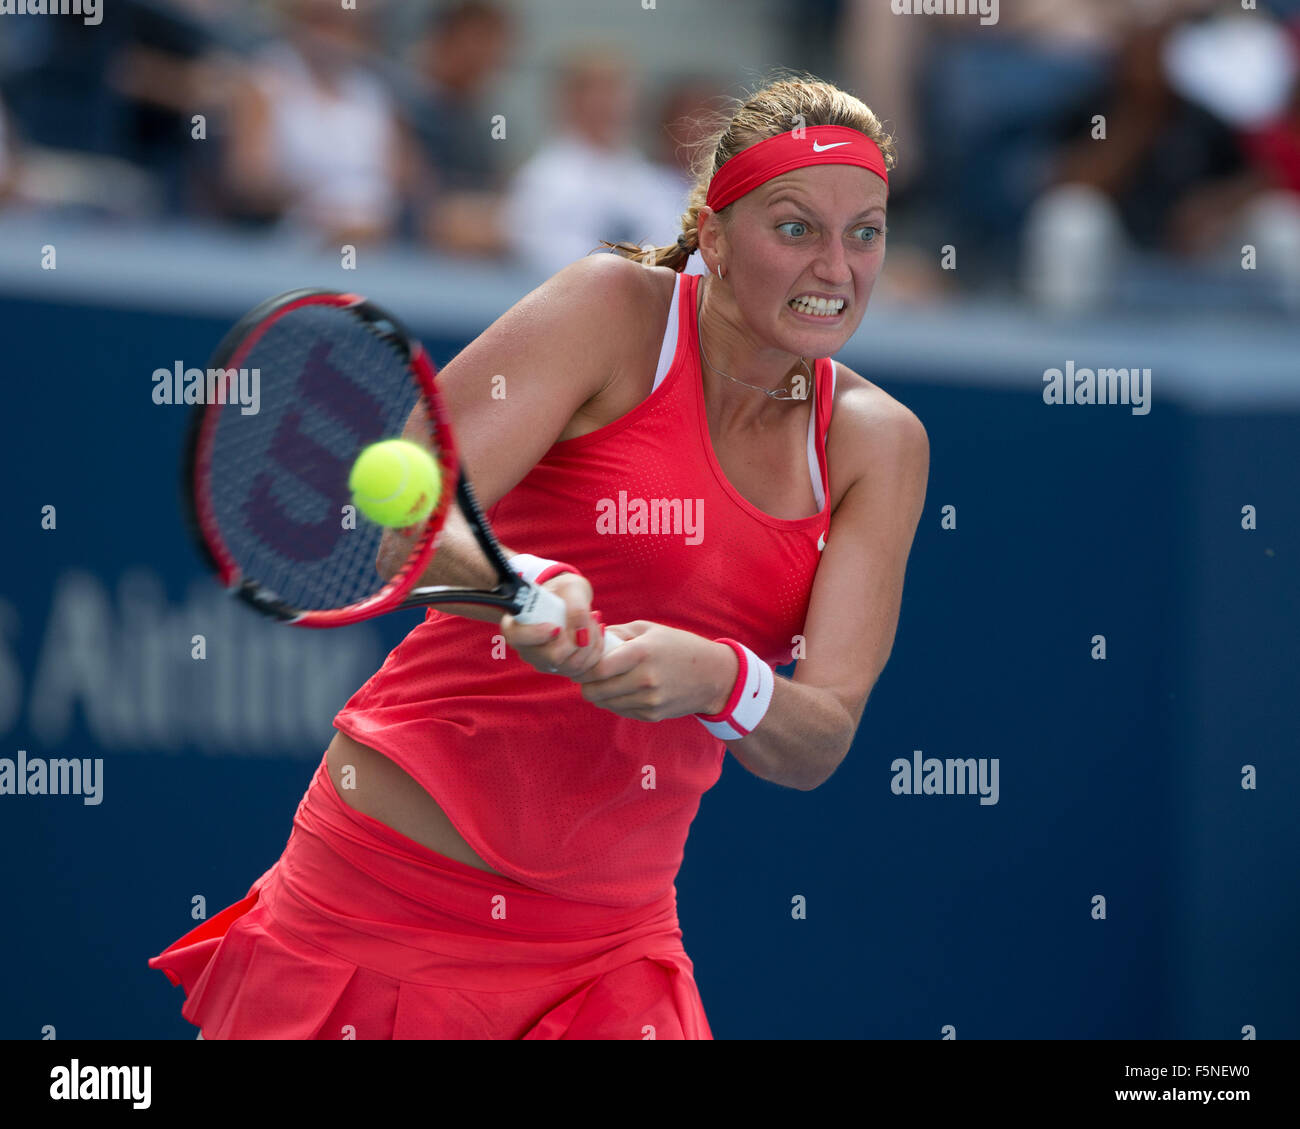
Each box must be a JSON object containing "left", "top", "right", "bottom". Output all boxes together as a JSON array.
[
  {"left": 694, "top": 638, "right": 774, "bottom": 740},
  {"left": 506, "top": 553, "right": 578, "bottom": 587}
]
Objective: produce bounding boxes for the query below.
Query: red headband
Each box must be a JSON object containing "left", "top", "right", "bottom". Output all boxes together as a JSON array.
[{"left": 705, "top": 125, "right": 889, "bottom": 213}]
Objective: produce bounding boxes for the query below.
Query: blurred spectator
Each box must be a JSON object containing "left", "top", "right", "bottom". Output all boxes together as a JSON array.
[
  {"left": 0, "top": 1, "right": 256, "bottom": 218},
  {"left": 841, "top": 0, "right": 1167, "bottom": 198},
  {"left": 1160, "top": 9, "right": 1300, "bottom": 264},
  {"left": 499, "top": 44, "right": 696, "bottom": 279},
  {"left": 0, "top": 12, "right": 162, "bottom": 219},
  {"left": 408, "top": 1, "right": 514, "bottom": 194},
  {"left": 105, "top": 0, "right": 257, "bottom": 216},
  {"left": 646, "top": 76, "right": 727, "bottom": 181},
  {"left": 839, "top": 0, "right": 1217, "bottom": 295},
  {"left": 1024, "top": 6, "right": 1300, "bottom": 311},
  {"left": 1241, "top": 44, "right": 1300, "bottom": 198},
  {"left": 398, "top": 1, "right": 516, "bottom": 257},
  {"left": 0, "top": 19, "right": 130, "bottom": 158},
  {"left": 221, "top": 0, "right": 414, "bottom": 246}
]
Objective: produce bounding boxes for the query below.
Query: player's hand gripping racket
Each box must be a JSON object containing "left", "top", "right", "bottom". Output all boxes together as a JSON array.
[{"left": 183, "top": 288, "right": 620, "bottom": 656}]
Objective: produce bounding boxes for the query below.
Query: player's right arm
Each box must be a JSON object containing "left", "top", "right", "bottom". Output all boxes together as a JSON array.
[{"left": 377, "top": 253, "right": 646, "bottom": 664}]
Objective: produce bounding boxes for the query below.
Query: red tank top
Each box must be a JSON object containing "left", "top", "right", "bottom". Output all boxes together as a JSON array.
[{"left": 334, "top": 269, "right": 835, "bottom": 907}]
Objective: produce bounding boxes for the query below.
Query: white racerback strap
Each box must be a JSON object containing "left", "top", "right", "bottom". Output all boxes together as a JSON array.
[
  {"left": 808, "top": 362, "right": 835, "bottom": 511},
  {"left": 651, "top": 270, "right": 682, "bottom": 395}
]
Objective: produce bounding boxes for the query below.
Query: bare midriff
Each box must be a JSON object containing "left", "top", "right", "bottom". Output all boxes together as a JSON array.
[{"left": 325, "top": 730, "right": 505, "bottom": 875}]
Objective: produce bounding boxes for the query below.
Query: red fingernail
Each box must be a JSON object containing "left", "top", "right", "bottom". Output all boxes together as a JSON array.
[
  {"left": 576, "top": 627, "right": 589, "bottom": 647},
  {"left": 549, "top": 627, "right": 561, "bottom": 640},
  {"left": 592, "top": 610, "right": 604, "bottom": 625}
]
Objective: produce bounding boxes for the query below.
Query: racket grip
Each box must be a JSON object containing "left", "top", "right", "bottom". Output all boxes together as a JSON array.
[
  {"left": 511, "top": 582, "right": 568, "bottom": 630},
  {"left": 512, "top": 583, "right": 624, "bottom": 656}
]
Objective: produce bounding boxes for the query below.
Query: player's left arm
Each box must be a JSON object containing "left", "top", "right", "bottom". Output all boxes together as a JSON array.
[
  {"left": 576, "top": 376, "right": 929, "bottom": 788},
  {"left": 727, "top": 386, "right": 929, "bottom": 790}
]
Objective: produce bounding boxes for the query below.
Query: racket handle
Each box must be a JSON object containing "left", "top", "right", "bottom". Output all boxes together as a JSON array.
[
  {"left": 511, "top": 581, "right": 567, "bottom": 629},
  {"left": 513, "top": 583, "right": 624, "bottom": 656}
]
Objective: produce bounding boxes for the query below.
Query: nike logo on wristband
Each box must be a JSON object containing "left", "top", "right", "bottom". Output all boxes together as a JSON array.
[{"left": 812, "top": 141, "right": 851, "bottom": 152}]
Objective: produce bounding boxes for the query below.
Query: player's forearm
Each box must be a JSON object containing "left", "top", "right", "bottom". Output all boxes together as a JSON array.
[
  {"left": 376, "top": 510, "right": 517, "bottom": 625},
  {"left": 722, "top": 676, "right": 854, "bottom": 792}
]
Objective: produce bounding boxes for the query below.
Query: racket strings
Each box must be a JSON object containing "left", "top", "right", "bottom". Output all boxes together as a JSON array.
[{"left": 206, "top": 304, "right": 436, "bottom": 612}]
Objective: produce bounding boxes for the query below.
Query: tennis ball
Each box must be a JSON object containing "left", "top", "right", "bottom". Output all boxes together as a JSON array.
[{"left": 349, "top": 439, "right": 442, "bottom": 528}]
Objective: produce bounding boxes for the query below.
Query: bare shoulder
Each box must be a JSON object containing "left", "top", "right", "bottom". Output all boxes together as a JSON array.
[
  {"left": 587, "top": 257, "right": 676, "bottom": 326},
  {"left": 562, "top": 250, "right": 670, "bottom": 302},
  {"left": 529, "top": 253, "right": 664, "bottom": 399},
  {"left": 642, "top": 261, "right": 680, "bottom": 306},
  {"left": 573, "top": 252, "right": 669, "bottom": 357},
  {"left": 584, "top": 257, "right": 677, "bottom": 395},
  {"left": 550, "top": 250, "right": 653, "bottom": 310},
  {"left": 532, "top": 252, "right": 659, "bottom": 334},
  {"left": 827, "top": 361, "right": 929, "bottom": 502},
  {"left": 617, "top": 259, "right": 678, "bottom": 339},
  {"left": 521, "top": 254, "right": 676, "bottom": 440}
]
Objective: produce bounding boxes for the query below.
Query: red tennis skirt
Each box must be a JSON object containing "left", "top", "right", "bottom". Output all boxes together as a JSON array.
[{"left": 148, "top": 754, "right": 712, "bottom": 1039}]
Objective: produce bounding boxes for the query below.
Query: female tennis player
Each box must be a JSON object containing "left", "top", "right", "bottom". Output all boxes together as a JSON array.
[{"left": 149, "top": 73, "right": 929, "bottom": 1040}]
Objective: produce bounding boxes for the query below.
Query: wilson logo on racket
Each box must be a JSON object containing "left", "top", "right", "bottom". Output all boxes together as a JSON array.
[
  {"left": 242, "top": 343, "right": 389, "bottom": 563},
  {"left": 183, "top": 288, "right": 622, "bottom": 660}
]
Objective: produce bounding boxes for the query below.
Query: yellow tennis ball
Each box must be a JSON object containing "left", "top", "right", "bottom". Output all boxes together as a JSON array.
[{"left": 349, "top": 439, "right": 442, "bottom": 528}]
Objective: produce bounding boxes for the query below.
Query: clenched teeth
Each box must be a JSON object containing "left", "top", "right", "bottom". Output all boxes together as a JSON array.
[{"left": 789, "top": 296, "right": 845, "bottom": 316}]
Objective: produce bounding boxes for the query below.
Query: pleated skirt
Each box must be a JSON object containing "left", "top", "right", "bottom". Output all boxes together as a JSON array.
[{"left": 148, "top": 754, "right": 711, "bottom": 1039}]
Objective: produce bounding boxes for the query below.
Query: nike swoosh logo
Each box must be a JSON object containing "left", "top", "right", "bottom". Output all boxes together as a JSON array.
[
  {"left": 817, "top": 531, "right": 826, "bottom": 551},
  {"left": 812, "top": 141, "right": 850, "bottom": 152}
]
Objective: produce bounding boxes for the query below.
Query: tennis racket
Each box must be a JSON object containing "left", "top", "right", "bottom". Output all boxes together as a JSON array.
[{"left": 182, "top": 287, "right": 619, "bottom": 656}]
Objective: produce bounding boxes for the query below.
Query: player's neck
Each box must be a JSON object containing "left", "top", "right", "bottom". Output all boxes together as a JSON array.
[{"left": 696, "top": 276, "right": 810, "bottom": 432}]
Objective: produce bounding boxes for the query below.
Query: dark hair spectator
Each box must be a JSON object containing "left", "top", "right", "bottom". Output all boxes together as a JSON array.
[
  {"left": 395, "top": 1, "right": 516, "bottom": 257},
  {"left": 1024, "top": 5, "right": 1300, "bottom": 311}
]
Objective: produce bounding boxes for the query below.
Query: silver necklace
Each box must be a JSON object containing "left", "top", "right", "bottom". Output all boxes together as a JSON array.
[{"left": 697, "top": 284, "right": 812, "bottom": 401}]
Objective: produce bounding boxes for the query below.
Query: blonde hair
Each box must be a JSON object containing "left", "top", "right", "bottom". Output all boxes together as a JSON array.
[{"left": 601, "top": 69, "right": 897, "bottom": 272}]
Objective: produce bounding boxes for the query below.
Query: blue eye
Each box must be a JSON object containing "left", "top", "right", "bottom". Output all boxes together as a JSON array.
[{"left": 780, "top": 220, "right": 883, "bottom": 243}]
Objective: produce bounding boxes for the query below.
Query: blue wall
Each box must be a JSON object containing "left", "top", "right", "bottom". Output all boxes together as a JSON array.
[{"left": 1, "top": 293, "right": 1296, "bottom": 1039}]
